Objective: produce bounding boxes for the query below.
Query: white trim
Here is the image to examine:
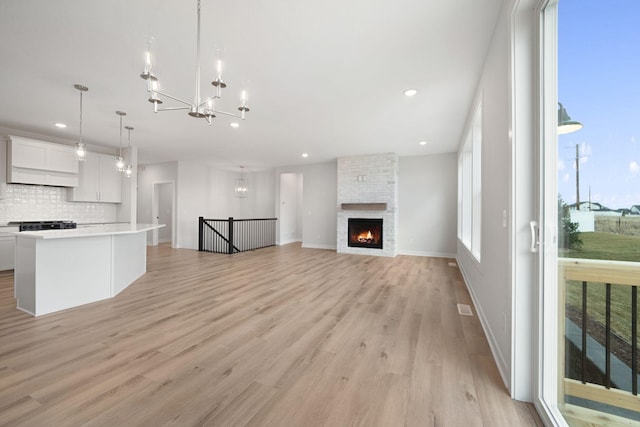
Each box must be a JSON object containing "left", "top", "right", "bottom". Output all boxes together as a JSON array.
[
  {"left": 301, "top": 243, "right": 336, "bottom": 250},
  {"left": 396, "top": 250, "right": 456, "bottom": 258},
  {"left": 457, "top": 257, "right": 510, "bottom": 389},
  {"left": 278, "top": 238, "right": 302, "bottom": 246}
]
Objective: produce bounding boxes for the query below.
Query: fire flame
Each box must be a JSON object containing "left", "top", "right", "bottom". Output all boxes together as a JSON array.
[{"left": 357, "top": 230, "right": 374, "bottom": 243}]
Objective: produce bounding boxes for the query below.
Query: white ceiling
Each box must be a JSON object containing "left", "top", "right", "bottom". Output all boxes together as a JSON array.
[{"left": 0, "top": 0, "right": 503, "bottom": 169}]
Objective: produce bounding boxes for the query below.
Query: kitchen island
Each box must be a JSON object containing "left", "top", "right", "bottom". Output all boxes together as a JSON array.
[{"left": 13, "top": 223, "right": 164, "bottom": 316}]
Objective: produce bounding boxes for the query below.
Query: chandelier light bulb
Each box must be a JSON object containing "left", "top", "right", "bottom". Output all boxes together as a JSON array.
[{"left": 125, "top": 165, "right": 133, "bottom": 178}]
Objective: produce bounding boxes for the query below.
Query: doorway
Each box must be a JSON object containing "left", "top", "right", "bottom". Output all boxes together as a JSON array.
[
  {"left": 278, "top": 173, "right": 303, "bottom": 245},
  {"left": 152, "top": 181, "right": 176, "bottom": 247}
]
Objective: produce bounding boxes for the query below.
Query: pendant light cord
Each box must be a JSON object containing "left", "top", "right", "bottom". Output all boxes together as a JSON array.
[{"left": 79, "top": 90, "right": 83, "bottom": 144}]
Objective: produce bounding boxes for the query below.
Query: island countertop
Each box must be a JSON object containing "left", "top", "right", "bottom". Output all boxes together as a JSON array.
[{"left": 13, "top": 223, "right": 164, "bottom": 239}]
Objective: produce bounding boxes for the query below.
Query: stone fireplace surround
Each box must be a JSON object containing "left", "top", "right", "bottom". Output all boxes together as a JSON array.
[{"left": 337, "top": 153, "right": 398, "bottom": 257}]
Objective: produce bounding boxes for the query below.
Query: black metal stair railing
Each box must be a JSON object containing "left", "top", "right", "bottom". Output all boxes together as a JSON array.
[{"left": 198, "top": 217, "right": 277, "bottom": 254}]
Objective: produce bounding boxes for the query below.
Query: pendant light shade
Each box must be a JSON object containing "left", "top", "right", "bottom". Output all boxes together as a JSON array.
[
  {"left": 124, "top": 126, "right": 134, "bottom": 178},
  {"left": 74, "top": 84, "right": 88, "bottom": 161},
  {"left": 558, "top": 102, "right": 583, "bottom": 135},
  {"left": 115, "top": 111, "right": 126, "bottom": 171}
]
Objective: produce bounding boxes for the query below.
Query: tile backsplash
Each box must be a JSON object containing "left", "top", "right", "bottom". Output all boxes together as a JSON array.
[{"left": 0, "top": 184, "right": 117, "bottom": 224}]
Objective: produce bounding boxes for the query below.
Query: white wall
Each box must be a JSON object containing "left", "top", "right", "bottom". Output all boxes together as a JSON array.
[
  {"left": 397, "top": 154, "right": 457, "bottom": 257},
  {"left": 456, "top": 1, "right": 514, "bottom": 393},
  {"left": 137, "top": 162, "right": 178, "bottom": 225},
  {"left": 176, "top": 161, "right": 209, "bottom": 250},
  {"left": 276, "top": 161, "right": 337, "bottom": 250}
]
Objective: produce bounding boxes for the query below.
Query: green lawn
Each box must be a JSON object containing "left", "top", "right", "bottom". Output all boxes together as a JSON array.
[
  {"left": 562, "top": 232, "right": 639, "bottom": 348},
  {"left": 562, "top": 232, "right": 640, "bottom": 262}
]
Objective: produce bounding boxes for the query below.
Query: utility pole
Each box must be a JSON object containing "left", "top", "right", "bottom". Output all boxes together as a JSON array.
[{"left": 576, "top": 143, "right": 580, "bottom": 210}]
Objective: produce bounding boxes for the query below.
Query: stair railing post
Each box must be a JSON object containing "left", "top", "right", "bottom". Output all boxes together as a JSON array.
[
  {"left": 198, "top": 216, "right": 204, "bottom": 251},
  {"left": 228, "top": 217, "right": 234, "bottom": 254}
]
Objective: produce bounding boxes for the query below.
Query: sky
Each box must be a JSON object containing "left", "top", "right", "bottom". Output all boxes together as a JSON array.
[{"left": 558, "top": 0, "right": 640, "bottom": 210}]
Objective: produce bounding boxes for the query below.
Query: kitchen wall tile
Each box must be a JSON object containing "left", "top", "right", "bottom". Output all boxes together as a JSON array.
[{"left": 0, "top": 184, "right": 117, "bottom": 224}]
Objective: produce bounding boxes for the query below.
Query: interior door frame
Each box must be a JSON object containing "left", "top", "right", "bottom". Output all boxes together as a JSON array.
[{"left": 151, "top": 180, "right": 176, "bottom": 247}]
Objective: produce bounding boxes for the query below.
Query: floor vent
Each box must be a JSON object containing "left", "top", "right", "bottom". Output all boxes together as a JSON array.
[
  {"left": 448, "top": 262, "right": 457, "bottom": 267},
  {"left": 457, "top": 304, "right": 473, "bottom": 316}
]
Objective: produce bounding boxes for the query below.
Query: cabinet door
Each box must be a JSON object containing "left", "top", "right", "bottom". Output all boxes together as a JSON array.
[
  {"left": 70, "top": 153, "right": 99, "bottom": 201},
  {"left": 0, "top": 237, "right": 15, "bottom": 271},
  {"left": 98, "top": 155, "right": 122, "bottom": 203}
]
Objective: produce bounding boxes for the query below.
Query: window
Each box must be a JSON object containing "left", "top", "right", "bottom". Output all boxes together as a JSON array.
[{"left": 458, "top": 99, "right": 482, "bottom": 260}]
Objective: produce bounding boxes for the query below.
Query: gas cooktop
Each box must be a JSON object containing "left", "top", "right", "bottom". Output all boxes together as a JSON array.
[{"left": 8, "top": 221, "right": 77, "bottom": 232}]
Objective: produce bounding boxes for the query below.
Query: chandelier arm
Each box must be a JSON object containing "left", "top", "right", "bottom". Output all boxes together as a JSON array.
[
  {"left": 153, "top": 90, "right": 193, "bottom": 106},
  {"left": 156, "top": 106, "right": 192, "bottom": 112},
  {"left": 198, "top": 95, "right": 221, "bottom": 108},
  {"left": 212, "top": 110, "right": 244, "bottom": 119}
]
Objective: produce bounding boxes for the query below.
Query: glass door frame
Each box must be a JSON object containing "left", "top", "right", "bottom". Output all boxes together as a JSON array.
[{"left": 534, "top": 0, "right": 570, "bottom": 425}]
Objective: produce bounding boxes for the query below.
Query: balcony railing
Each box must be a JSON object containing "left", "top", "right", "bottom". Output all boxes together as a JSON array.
[
  {"left": 198, "top": 217, "right": 277, "bottom": 254},
  {"left": 559, "top": 258, "right": 639, "bottom": 420}
]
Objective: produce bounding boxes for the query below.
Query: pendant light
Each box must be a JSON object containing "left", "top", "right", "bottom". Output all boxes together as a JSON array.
[
  {"left": 557, "top": 102, "right": 583, "bottom": 135},
  {"left": 124, "top": 126, "right": 134, "bottom": 178},
  {"left": 235, "top": 166, "right": 248, "bottom": 198},
  {"left": 115, "top": 111, "right": 126, "bottom": 171},
  {"left": 74, "top": 84, "right": 88, "bottom": 161}
]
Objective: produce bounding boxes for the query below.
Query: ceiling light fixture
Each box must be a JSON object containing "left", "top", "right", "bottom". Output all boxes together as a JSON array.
[
  {"left": 124, "top": 126, "right": 134, "bottom": 178},
  {"left": 419, "top": 141, "right": 427, "bottom": 146},
  {"left": 140, "top": 0, "right": 250, "bottom": 126},
  {"left": 230, "top": 122, "right": 239, "bottom": 128},
  {"left": 302, "top": 153, "right": 309, "bottom": 158},
  {"left": 557, "top": 102, "right": 583, "bottom": 134},
  {"left": 54, "top": 122, "right": 67, "bottom": 129},
  {"left": 115, "top": 111, "right": 126, "bottom": 171},
  {"left": 73, "top": 84, "right": 88, "bottom": 161},
  {"left": 404, "top": 89, "right": 417, "bottom": 97},
  {"left": 235, "top": 166, "right": 248, "bottom": 198}
]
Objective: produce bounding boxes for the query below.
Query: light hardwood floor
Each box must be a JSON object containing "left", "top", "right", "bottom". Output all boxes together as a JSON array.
[{"left": 0, "top": 244, "right": 543, "bottom": 426}]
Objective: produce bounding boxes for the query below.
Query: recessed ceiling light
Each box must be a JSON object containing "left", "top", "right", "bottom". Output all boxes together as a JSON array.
[
  {"left": 54, "top": 122, "right": 67, "bottom": 129},
  {"left": 404, "top": 89, "right": 417, "bottom": 97},
  {"left": 419, "top": 141, "right": 427, "bottom": 146},
  {"left": 230, "top": 122, "right": 239, "bottom": 128},
  {"left": 302, "top": 153, "right": 309, "bottom": 158}
]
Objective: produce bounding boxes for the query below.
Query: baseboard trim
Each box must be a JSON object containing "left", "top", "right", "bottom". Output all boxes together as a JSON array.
[
  {"left": 396, "top": 250, "right": 456, "bottom": 258},
  {"left": 456, "top": 256, "right": 511, "bottom": 392},
  {"left": 301, "top": 243, "right": 336, "bottom": 250}
]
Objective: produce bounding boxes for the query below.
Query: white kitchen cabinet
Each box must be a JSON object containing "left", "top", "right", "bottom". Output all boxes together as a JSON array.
[
  {"left": 69, "top": 152, "right": 121, "bottom": 203},
  {"left": 0, "top": 227, "right": 17, "bottom": 271},
  {"left": 6, "top": 136, "right": 78, "bottom": 187}
]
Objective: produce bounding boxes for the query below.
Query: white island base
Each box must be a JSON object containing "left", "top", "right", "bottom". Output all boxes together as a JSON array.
[{"left": 14, "top": 224, "right": 163, "bottom": 316}]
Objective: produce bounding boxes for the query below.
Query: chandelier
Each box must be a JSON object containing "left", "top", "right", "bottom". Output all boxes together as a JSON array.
[
  {"left": 140, "top": 0, "right": 250, "bottom": 125},
  {"left": 235, "top": 166, "right": 248, "bottom": 198}
]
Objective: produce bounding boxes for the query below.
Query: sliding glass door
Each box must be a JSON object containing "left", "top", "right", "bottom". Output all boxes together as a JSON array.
[{"left": 540, "top": 1, "right": 640, "bottom": 424}]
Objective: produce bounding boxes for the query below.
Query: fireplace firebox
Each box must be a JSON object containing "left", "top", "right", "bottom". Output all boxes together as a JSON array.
[{"left": 348, "top": 218, "right": 383, "bottom": 249}]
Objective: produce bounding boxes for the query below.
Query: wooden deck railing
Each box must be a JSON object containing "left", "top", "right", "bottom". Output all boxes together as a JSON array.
[{"left": 559, "top": 258, "right": 639, "bottom": 416}]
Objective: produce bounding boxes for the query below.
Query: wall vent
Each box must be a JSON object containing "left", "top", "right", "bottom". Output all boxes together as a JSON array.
[{"left": 457, "top": 304, "right": 473, "bottom": 316}]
